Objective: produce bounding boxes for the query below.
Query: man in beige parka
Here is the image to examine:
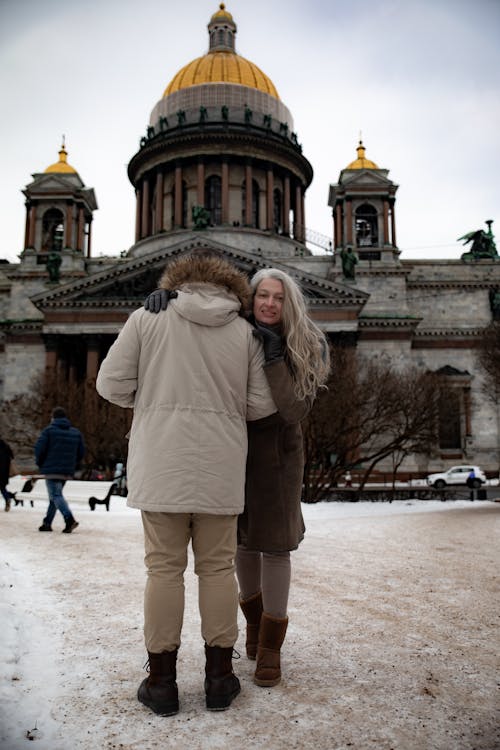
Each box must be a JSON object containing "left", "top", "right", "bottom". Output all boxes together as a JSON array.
[{"left": 96, "top": 250, "right": 276, "bottom": 715}]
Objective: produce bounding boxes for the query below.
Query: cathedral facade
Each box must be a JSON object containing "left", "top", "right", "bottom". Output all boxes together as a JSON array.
[{"left": 1, "top": 4, "right": 499, "bottom": 475}]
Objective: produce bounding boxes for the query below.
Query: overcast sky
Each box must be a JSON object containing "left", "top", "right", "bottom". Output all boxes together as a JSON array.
[{"left": 1, "top": 0, "right": 499, "bottom": 263}]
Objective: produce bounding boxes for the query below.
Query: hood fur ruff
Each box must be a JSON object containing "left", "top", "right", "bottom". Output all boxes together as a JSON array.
[{"left": 159, "top": 253, "right": 251, "bottom": 312}]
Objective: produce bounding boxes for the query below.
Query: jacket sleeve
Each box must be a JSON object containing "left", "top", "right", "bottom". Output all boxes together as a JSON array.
[
  {"left": 263, "top": 359, "right": 311, "bottom": 423},
  {"left": 96, "top": 313, "right": 141, "bottom": 408},
  {"left": 246, "top": 333, "right": 278, "bottom": 421},
  {"left": 34, "top": 429, "right": 48, "bottom": 467}
]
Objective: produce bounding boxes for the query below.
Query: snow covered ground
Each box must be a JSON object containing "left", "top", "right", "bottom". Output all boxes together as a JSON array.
[{"left": 1, "top": 495, "right": 499, "bottom": 750}]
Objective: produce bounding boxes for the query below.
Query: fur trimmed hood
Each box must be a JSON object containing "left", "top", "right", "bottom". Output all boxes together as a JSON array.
[{"left": 159, "top": 252, "right": 251, "bottom": 312}]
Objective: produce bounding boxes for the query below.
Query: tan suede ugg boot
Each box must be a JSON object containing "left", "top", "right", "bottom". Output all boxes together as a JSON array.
[
  {"left": 239, "top": 591, "right": 263, "bottom": 660},
  {"left": 254, "top": 613, "right": 288, "bottom": 687}
]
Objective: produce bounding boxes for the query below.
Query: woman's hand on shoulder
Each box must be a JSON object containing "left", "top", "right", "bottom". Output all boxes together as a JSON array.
[{"left": 143, "top": 289, "right": 178, "bottom": 314}]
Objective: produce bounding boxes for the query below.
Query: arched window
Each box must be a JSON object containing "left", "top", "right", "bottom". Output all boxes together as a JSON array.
[
  {"left": 355, "top": 203, "right": 378, "bottom": 247},
  {"left": 42, "top": 208, "right": 64, "bottom": 253},
  {"left": 273, "top": 188, "right": 282, "bottom": 232},
  {"left": 205, "top": 176, "right": 222, "bottom": 225},
  {"left": 242, "top": 180, "right": 260, "bottom": 228}
]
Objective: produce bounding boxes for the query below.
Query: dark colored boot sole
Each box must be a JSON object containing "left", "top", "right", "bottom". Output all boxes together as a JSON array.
[
  {"left": 205, "top": 677, "right": 241, "bottom": 711},
  {"left": 62, "top": 521, "right": 79, "bottom": 533},
  {"left": 137, "top": 679, "right": 179, "bottom": 716},
  {"left": 254, "top": 674, "right": 281, "bottom": 687}
]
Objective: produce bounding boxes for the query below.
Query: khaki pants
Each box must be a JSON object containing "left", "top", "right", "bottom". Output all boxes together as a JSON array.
[{"left": 141, "top": 511, "right": 239, "bottom": 653}]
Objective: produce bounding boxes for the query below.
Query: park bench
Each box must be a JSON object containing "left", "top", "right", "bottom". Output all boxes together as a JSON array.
[
  {"left": 7, "top": 475, "right": 36, "bottom": 507},
  {"left": 12, "top": 477, "right": 118, "bottom": 511}
]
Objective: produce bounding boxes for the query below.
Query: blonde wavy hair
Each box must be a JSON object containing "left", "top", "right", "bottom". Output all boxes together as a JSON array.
[{"left": 251, "top": 268, "right": 330, "bottom": 401}]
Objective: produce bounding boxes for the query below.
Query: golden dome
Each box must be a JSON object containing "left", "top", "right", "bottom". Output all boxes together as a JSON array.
[
  {"left": 164, "top": 53, "right": 279, "bottom": 98},
  {"left": 163, "top": 4, "right": 279, "bottom": 99},
  {"left": 44, "top": 139, "right": 77, "bottom": 174},
  {"left": 210, "top": 2, "right": 234, "bottom": 23},
  {"left": 346, "top": 140, "right": 379, "bottom": 169}
]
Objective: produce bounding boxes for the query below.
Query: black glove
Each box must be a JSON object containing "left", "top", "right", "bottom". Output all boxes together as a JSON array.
[
  {"left": 144, "top": 289, "right": 178, "bottom": 314},
  {"left": 252, "top": 322, "right": 285, "bottom": 363}
]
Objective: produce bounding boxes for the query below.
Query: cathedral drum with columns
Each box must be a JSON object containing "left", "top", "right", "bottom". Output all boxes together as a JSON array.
[{"left": 0, "top": 3, "right": 499, "bottom": 476}]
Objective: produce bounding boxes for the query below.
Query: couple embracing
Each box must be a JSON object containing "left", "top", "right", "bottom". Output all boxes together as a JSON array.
[{"left": 96, "top": 250, "right": 329, "bottom": 715}]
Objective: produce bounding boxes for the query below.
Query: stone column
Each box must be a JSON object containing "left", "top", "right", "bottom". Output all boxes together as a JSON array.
[
  {"left": 390, "top": 201, "right": 397, "bottom": 247},
  {"left": 155, "top": 171, "right": 164, "bottom": 234},
  {"left": 77, "top": 207, "right": 85, "bottom": 251},
  {"left": 266, "top": 168, "right": 274, "bottom": 230},
  {"left": 141, "top": 179, "right": 150, "bottom": 238},
  {"left": 197, "top": 161, "right": 205, "bottom": 205},
  {"left": 174, "top": 165, "right": 182, "bottom": 228},
  {"left": 87, "top": 219, "right": 93, "bottom": 257},
  {"left": 56, "top": 348, "right": 68, "bottom": 390},
  {"left": 294, "top": 184, "right": 303, "bottom": 240},
  {"left": 346, "top": 200, "right": 353, "bottom": 245},
  {"left": 135, "top": 186, "right": 142, "bottom": 242},
  {"left": 68, "top": 345, "right": 78, "bottom": 386},
  {"left": 64, "top": 203, "right": 73, "bottom": 248},
  {"left": 27, "top": 204, "right": 37, "bottom": 249},
  {"left": 283, "top": 175, "right": 290, "bottom": 235},
  {"left": 383, "top": 200, "right": 389, "bottom": 246},
  {"left": 221, "top": 160, "right": 229, "bottom": 224},
  {"left": 44, "top": 335, "right": 58, "bottom": 372},
  {"left": 335, "top": 204, "right": 342, "bottom": 248},
  {"left": 245, "top": 162, "right": 253, "bottom": 226},
  {"left": 85, "top": 335, "right": 101, "bottom": 381},
  {"left": 24, "top": 206, "right": 30, "bottom": 250},
  {"left": 301, "top": 190, "right": 306, "bottom": 236}
]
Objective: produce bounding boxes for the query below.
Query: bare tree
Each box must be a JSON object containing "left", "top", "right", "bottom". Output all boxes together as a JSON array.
[
  {"left": 477, "top": 322, "right": 500, "bottom": 404},
  {"left": 476, "top": 321, "right": 500, "bottom": 473},
  {"left": 0, "top": 374, "right": 131, "bottom": 474},
  {"left": 0, "top": 374, "right": 46, "bottom": 467},
  {"left": 302, "top": 347, "right": 442, "bottom": 502}
]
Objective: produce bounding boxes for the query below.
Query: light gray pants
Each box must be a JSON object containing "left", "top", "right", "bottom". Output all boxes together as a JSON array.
[
  {"left": 141, "top": 511, "right": 239, "bottom": 652},
  {"left": 235, "top": 544, "right": 291, "bottom": 619}
]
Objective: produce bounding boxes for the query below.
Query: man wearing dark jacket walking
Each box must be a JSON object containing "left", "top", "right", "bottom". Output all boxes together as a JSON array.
[{"left": 35, "top": 407, "right": 85, "bottom": 533}]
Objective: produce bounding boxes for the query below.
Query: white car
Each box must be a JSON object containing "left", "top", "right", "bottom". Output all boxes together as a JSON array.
[{"left": 426, "top": 465, "right": 486, "bottom": 489}]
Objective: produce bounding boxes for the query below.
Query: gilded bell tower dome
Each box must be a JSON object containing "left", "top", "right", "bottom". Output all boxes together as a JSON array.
[
  {"left": 44, "top": 138, "right": 78, "bottom": 174},
  {"left": 22, "top": 138, "right": 98, "bottom": 266},
  {"left": 328, "top": 140, "right": 399, "bottom": 263},
  {"left": 345, "top": 140, "right": 379, "bottom": 170},
  {"left": 128, "top": 4, "right": 312, "bottom": 252}
]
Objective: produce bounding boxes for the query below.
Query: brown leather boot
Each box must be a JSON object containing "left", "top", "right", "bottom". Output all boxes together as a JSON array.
[
  {"left": 254, "top": 613, "right": 288, "bottom": 687},
  {"left": 239, "top": 591, "right": 263, "bottom": 660},
  {"left": 204, "top": 644, "right": 241, "bottom": 711},
  {"left": 137, "top": 649, "right": 179, "bottom": 716}
]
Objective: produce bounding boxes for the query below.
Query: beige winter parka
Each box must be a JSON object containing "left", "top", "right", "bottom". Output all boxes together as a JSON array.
[{"left": 96, "top": 255, "right": 277, "bottom": 515}]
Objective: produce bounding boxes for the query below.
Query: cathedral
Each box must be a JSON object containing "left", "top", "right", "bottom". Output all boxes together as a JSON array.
[{"left": 1, "top": 4, "right": 499, "bottom": 475}]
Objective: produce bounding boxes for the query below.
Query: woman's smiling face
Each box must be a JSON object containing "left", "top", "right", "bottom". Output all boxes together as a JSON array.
[{"left": 253, "top": 278, "right": 284, "bottom": 325}]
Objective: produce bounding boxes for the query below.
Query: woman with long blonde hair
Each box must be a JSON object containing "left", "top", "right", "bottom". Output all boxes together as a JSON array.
[
  {"left": 143, "top": 263, "right": 330, "bottom": 689},
  {"left": 237, "top": 267, "right": 330, "bottom": 687}
]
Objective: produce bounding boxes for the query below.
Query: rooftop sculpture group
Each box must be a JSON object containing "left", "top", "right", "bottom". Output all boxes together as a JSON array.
[{"left": 459, "top": 220, "right": 498, "bottom": 262}]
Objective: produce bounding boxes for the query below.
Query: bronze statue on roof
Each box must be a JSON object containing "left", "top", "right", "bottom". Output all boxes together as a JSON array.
[{"left": 459, "top": 220, "right": 498, "bottom": 262}]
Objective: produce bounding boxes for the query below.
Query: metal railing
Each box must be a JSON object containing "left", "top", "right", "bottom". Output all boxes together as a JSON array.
[{"left": 292, "top": 224, "right": 333, "bottom": 253}]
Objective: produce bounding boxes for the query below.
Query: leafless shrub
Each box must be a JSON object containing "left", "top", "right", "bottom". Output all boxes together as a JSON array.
[{"left": 302, "top": 346, "right": 442, "bottom": 502}]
